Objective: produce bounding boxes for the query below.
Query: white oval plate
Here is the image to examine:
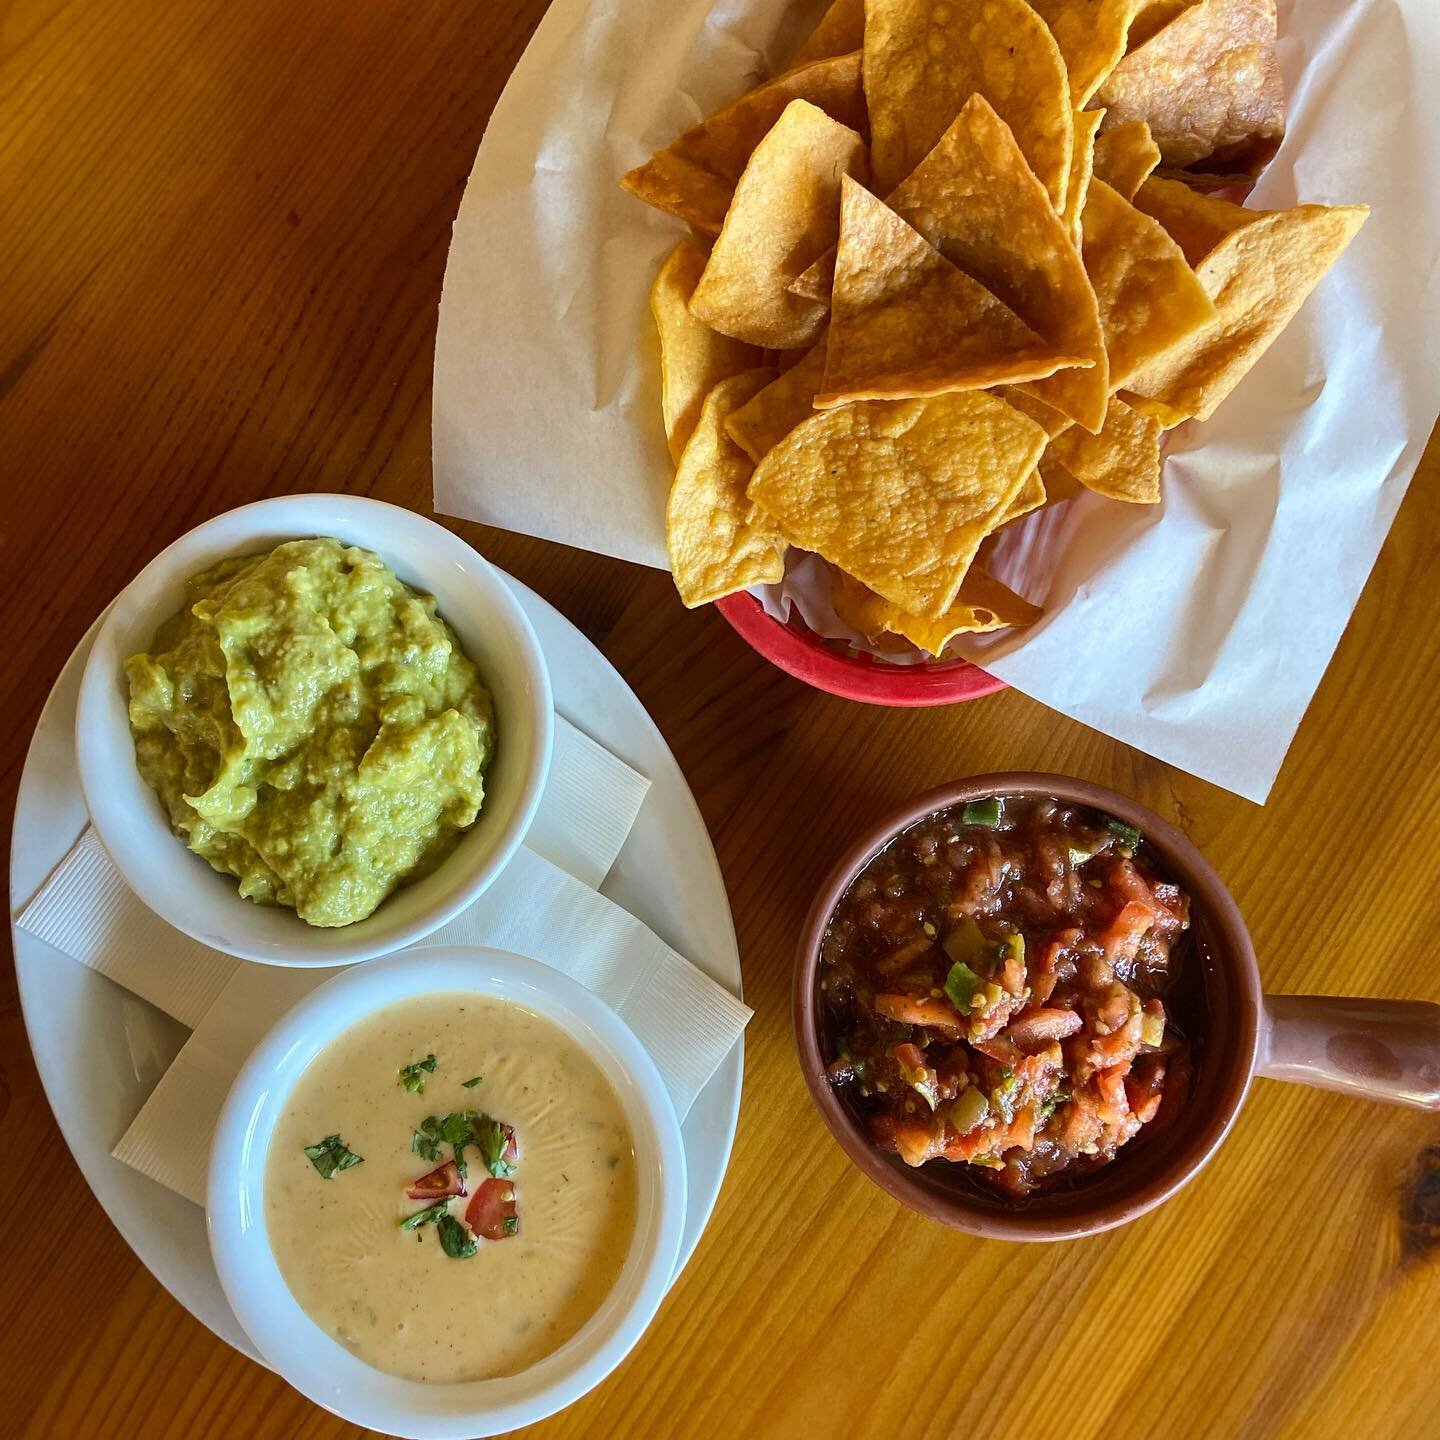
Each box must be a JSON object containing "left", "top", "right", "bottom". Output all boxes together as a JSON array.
[{"left": 9, "top": 572, "right": 741, "bottom": 1364}]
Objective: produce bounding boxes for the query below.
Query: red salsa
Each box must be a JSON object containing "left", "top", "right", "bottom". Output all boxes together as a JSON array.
[{"left": 819, "top": 795, "right": 1195, "bottom": 1198}]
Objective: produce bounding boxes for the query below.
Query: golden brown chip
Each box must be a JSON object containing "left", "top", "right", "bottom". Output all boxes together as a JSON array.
[
  {"left": 1048, "top": 396, "right": 1162, "bottom": 501},
  {"left": 1080, "top": 178, "right": 1217, "bottom": 390},
  {"left": 1030, "top": 0, "right": 1137, "bottom": 107},
  {"left": 746, "top": 391, "right": 1048, "bottom": 618},
  {"left": 1038, "top": 453, "right": 1087, "bottom": 503},
  {"left": 1123, "top": 201, "right": 1369, "bottom": 423},
  {"left": 725, "top": 334, "right": 828, "bottom": 463},
  {"left": 999, "top": 387, "right": 1074, "bottom": 439},
  {"left": 619, "top": 54, "right": 867, "bottom": 235},
  {"left": 995, "top": 467, "right": 1048, "bottom": 526},
  {"left": 831, "top": 567, "right": 1042, "bottom": 654},
  {"left": 690, "top": 100, "right": 868, "bottom": 349},
  {"left": 808, "top": 97, "right": 1108, "bottom": 430},
  {"left": 1095, "top": 0, "right": 1284, "bottom": 171},
  {"left": 818, "top": 178, "right": 1087, "bottom": 406},
  {"left": 667, "top": 371, "right": 788, "bottom": 606},
  {"left": 1127, "top": 0, "right": 1200, "bottom": 50},
  {"left": 1092, "top": 119, "right": 1162, "bottom": 201},
  {"left": 1132, "top": 174, "right": 1254, "bottom": 264},
  {"left": 651, "top": 237, "right": 761, "bottom": 463},
  {"left": 1062, "top": 109, "right": 1105, "bottom": 246},
  {"left": 790, "top": 0, "right": 866, "bottom": 67},
  {"left": 864, "top": 0, "right": 1074, "bottom": 206}
]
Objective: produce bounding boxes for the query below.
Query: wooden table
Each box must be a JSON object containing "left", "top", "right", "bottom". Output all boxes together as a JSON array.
[{"left": 2, "top": 2, "right": 1437, "bottom": 1435}]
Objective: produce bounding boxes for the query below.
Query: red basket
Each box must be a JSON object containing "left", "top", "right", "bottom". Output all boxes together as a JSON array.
[{"left": 714, "top": 592, "right": 1005, "bottom": 706}]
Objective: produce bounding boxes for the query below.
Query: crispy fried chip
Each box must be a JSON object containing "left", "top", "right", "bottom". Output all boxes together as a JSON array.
[
  {"left": 667, "top": 371, "right": 788, "bottom": 606},
  {"left": 1123, "top": 201, "right": 1369, "bottom": 423},
  {"left": 999, "top": 387, "right": 1074, "bottom": 439},
  {"left": 747, "top": 391, "right": 1047, "bottom": 618},
  {"left": 1132, "top": 173, "right": 1254, "bottom": 263},
  {"left": 832, "top": 567, "right": 1042, "bottom": 654},
  {"left": 1048, "top": 396, "right": 1162, "bottom": 501},
  {"left": 1095, "top": 0, "right": 1284, "bottom": 172},
  {"left": 818, "top": 178, "right": 1086, "bottom": 406},
  {"left": 1080, "top": 178, "right": 1217, "bottom": 390},
  {"left": 652, "top": 237, "right": 761, "bottom": 462},
  {"left": 995, "top": 467, "right": 1048, "bottom": 526},
  {"left": 619, "top": 54, "right": 867, "bottom": 235},
  {"left": 790, "top": 0, "right": 866, "bottom": 67},
  {"left": 1092, "top": 119, "right": 1162, "bottom": 200},
  {"left": 1062, "top": 108, "right": 1105, "bottom": 246},
  {"left": 725, "top": 333, "right": 828, "bottom": 463},
  {"left": 1128, "top": 0, "right": 1199, "bottom": 50},
  {"left": 1038, "top": 453, "right": 1087, "bottom": 502},
  {"left": 690, "top": 100, "right": 867, "bottom": 349},
  {"left": 864, "top": 0, "right": 1074, "bottom": 206},
  {"left": 1030, "top": 0, "right": 1137, "bottom": 108}
]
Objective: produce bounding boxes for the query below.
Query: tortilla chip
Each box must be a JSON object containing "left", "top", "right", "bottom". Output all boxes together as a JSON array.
[
  {"left": 1095, "top": 0, "right": 1284, "bottom": 171},
  {"left": 999, "top": 387, "right": 1074, "bottom": 440},
  {"left": 995, "top": 467, "right": 1048, "bottom": 526},
  {"left": 651, "top": 237, "right": 761, "bottom": 463},
  {"left": 817, "top": 178, "right": 1087, "bottom": 406},
  {"left": 1062, "top": 109, "right": 1105, "bottom": 246},
  {"left": 832, "top": 567, "right": 1042, "bottom": 655},
  {"left": 619, "top": 54, "right": 867, "bottom": 235},
  {"left": 1038, "top": 453, "right": 1086, "bottom": 502},
  {"left": 1030, "top": 0, "right": 1137, "bottom": 107},
  {"left": 1048, "top": 396, "right": 1162, "bottom": 501},
  {"left": 790, "top": 0, "right": 865, "bottom": 67},
  {"left": 1132, "top": 174, "right": 1254, "bottom": 263},
  {"left": 747, "top": 391, "right": 1047, "bottom": 618},
  {"left": 1128, "top": 0, "right": 1200, "bottom": 50},
  {"left": 667, "top": 371, "right": 787, "bottom": 606},
  {"left": 725, "top": 334, "right": 828, "bottom": 463},
  {"left": 1080, "top": 178, "right": 1217, "bottom": 390},
  {"left": 690, "top": 100, "right": 868, "bottom": 349},
  {"left": 864, "top": 0, "right": 1074, "bottom": 206},
  {"left": 1123, "top": 201, "right": 1368, "bottom": 423},
  {"left": 1092, "top": 120, "right": 1162, "bottom": 201}
]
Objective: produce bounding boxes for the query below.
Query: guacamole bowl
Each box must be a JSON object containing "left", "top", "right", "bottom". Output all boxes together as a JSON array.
[{"left": 76, "top": 495, "right": 553, "bottom": 965}]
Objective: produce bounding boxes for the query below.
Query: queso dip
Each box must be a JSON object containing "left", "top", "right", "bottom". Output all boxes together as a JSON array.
[{"left": 265, "top": 992, "right": 637, "bottom": 1382}]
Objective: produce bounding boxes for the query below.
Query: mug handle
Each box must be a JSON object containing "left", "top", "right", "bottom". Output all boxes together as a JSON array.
[{"left": 1258, "top": 995, "right": 1440, "bottom": 1110}]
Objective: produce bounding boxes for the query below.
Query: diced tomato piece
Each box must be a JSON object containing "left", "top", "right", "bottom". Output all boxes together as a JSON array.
[
  {"left": 405, "top": 1160, "right": 465, "bottom": 1200},
  {"left": 894, "top": 1116, "right": 945, "bottom": 1167},
  {"left": 1107, "top": 858, "right": 1156, "bottom": 909},
  {"left": 1098, "top": 900, "right": 1156, "bottom": 961},
  {"left": 874, "top": 934, "right": 936, "bottom": 976},
  {"left": 972, "top": 1033, "right": 1024, "bottom": 1067},
  {"left": 893, "top": 1042, "right": 927, "bottom": 1072},
  {"left": 498, "top": 1121, "right": 520, "bottom": 1169},
  {"left": 874, "top": 993, "right": 963, "bottom": 1033},
  {"left": 464, "top": 1178, "right": 519, "bottom": 1240},
  {"left": 1094, "top": 1065, "right": 1132, "bottom": 1123},
  {"left": 1005, "top": 1007, "right": 1083, "bottom": 1051}
]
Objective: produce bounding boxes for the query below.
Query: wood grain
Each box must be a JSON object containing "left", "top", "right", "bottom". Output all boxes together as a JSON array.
[{"left": 2, "top": 1, "right": 1438, "bottom": 1436}]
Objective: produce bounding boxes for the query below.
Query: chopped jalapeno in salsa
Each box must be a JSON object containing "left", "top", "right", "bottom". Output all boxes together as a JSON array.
[{"left": 819, "top": 795, "right": 1195, "bottom": 1198}]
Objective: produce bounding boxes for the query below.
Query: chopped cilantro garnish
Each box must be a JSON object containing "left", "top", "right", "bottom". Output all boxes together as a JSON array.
[
  {"left": 501, "top": 1216, "right": 519, "bottom": 1238},
  {"left": 398, "top": 1053, "right": 438, "bottom": 1093},
  {"left": 437, "top": 1213, "right": 477, "bottom": 1259},
  {"left": 474, "top": 1115, "right": 515, "bottom": 1178},
  {"left": 411, "top": 1129, "right": 441, "bottom": 1163},
  {"left": 438, "top": 1111, "right": 472, "bottom": 1145},
  {"left": 303, "top": 1134, "right": 363, "bottom": 1179},
  {"left": 398, "top": 1200, "right": 449, "bottom": 1232},
  {"left": 461, "top": 1076, "right": 483, "bottom": 1088},
  {"left": 1105, "top": 818, "right": 1142, "bottom": 848}
]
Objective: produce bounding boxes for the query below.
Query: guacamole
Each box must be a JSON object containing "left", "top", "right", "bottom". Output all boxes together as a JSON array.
[{"left": 126, "top": 538, "right": 495, "bottom": 928}]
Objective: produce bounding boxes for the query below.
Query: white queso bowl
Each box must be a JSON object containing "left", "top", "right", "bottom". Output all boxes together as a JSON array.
[
  {"left": 206, "top": 947, "right": 687, "bottom": 1439},
  {"left": 75, "top": 494, "right": 552, "bottom": 965}
]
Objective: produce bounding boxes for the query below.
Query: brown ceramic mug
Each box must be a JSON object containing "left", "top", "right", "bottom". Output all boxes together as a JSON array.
[{"left": 793, "top": 774, "right": 1440, "bottom": 1241}]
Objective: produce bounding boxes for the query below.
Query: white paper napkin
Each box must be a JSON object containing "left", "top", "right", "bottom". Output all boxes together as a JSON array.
[{"left": 18, "top": 714, "right": 750, "bottom": 1206}]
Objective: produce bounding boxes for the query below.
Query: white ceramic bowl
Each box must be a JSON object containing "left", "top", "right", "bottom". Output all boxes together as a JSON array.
[
  {"left": 207, "top": 947, "right": 686, "bottom": 1439},
  {"left": 75, "top": 494, "right": 552, "bottom": 965}
]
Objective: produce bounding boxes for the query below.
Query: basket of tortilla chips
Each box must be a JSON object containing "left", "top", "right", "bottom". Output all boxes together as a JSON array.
[{"left": 619, "top": 0, "right": 1366, "bottom": 704}]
